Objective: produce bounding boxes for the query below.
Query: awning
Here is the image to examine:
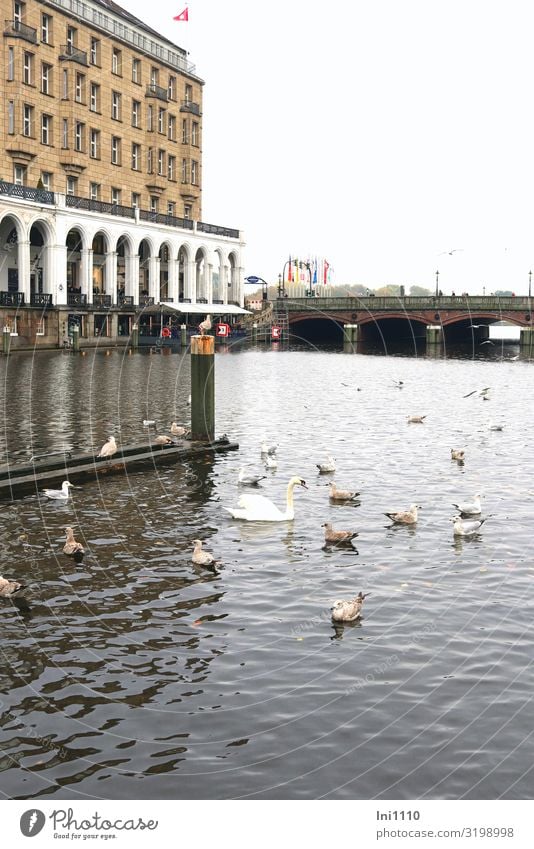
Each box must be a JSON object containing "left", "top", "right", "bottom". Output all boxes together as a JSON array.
[{"left": 159, "top": 302, "right": 251, "bottom": 315}]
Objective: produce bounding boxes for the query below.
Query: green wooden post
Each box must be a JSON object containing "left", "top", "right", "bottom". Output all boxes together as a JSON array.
[
  {"left": 2, "top": 326, "right": 10, "bottom": 356},
  {"left": 190, "top": 334, "right": 215, "bottom": 442},
  {"left": 180, "top": 323, "right": 187, "bottom": 347}
]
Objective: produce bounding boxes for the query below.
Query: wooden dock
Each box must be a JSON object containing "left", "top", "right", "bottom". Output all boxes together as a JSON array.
[{"left": 0, "top": 436, "right": 238, "bottom": 500}]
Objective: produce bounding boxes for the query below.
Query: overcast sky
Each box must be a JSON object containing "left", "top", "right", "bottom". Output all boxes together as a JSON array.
[{"left": 124, "top": 0, "right": 534, "bottom": 294}]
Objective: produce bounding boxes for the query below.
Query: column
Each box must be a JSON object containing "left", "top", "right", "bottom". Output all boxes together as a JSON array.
[
  {"left": 236, "top": 265, "right": 245, "bottom": 306},
  {"left": 206, "top": 263, "right": 213, "bottom": 304},
  {"left": 168, "top": 257, "right": 180, "bottom": 303},
  {"left": 426, "top": 325, "right": 443, "bottom": 345},
  {"left": 221, "top": 264, "right": 228, "bottom": 305},
  {"left": 80, "top": 248, "right": 93, "bottom": 305},
  {"left": 125, "top": 254, "right": 139, "bottom": 300},
  {"left": 185, "top": 259, "right": 196, "bottom": 302},
  {"left": 52, "top": 242, "right": 67, "bottom": 305},
  {"left": 105, "top": 251, "right": 118, "bottom": 303},
  {"left": 17, "top": 240, "right": 31, "bottom": 302}
]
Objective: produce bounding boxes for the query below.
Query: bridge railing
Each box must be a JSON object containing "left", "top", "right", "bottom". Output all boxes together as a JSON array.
[{"left": 279, "top": 295, "right": 532, "bottom": 311}]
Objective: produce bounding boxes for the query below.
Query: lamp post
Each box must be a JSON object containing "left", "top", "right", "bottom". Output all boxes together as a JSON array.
[{"left": 435, "top": 269, "right": 440, "bottom": 298}]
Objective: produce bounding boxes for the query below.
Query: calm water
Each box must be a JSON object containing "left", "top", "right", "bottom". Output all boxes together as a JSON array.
[{"left": 0, "top": 338, "right": 533, "bottom": 800}]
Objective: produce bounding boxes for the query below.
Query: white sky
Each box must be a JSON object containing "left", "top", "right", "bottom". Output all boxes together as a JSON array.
[{"left": 124, "top": 0, "right": 534, "bottom": 294}]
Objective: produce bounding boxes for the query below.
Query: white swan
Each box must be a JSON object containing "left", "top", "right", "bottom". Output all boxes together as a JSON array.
[{"left": 224, "top": 476, "right": 307, "bottom": 521}]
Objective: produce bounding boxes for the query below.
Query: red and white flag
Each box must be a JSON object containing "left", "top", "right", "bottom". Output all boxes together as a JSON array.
[{"left": 173, "top": 7, "right": 189, "bottom": 21}]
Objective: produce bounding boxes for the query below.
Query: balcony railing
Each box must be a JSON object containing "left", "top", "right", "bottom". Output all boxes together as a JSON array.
[
  {"left": 197, "top": 222, "right": 240, "bottom": 239},
  {"left": 93, "top": 294, "right": 112, "bottom": 308},
  {"left": 67, "top": 293, "right": 87, "bottom": 306},
  {"left": 0, "top": 180, "right": 54, "bottom": 205},
  {"left": 145, "top": 83, "right": 168, "bottom": 101},
  {"left": 139, "top": 296, "right": 155, "bottom": 306},
  {"left": 30, "top": 293, "right": 53, "bottom": 307},
  {"left": 0, "top": 292, "right": 24, "bottom": 306},
  {"left": 118, "top": 295, "right": 135, "bottom": 308},
  {"left": 66, "top": 195, "right": 135, "bottom": 218},
  {"left": 180, "top": 100, "right": 201, "bottom": 116},
  {"left": 4, "top": 19, "right": 38, "bottom": 42},
  {"left": 59, "top": 44, "right": 88, "bottom": 65},
  {"left": 180, "top": 297, "right": 191, "bottom": 303},
  {"left": 139, "top": 209, "right": 194, "bottom": 230}
]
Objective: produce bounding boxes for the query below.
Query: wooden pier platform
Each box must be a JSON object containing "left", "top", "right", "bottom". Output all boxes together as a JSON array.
[{"left": 0, "top": 436, "right": 238, "bottom": 500}]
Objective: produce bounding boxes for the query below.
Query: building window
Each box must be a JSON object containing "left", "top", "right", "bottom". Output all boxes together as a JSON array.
[
  {"left": 13, "top": 165, "right": 26, "bottom": 186},
  {"left": 40, "top": 171, "right": 52, "bottom": 190},
  {"left": 168, "top": 75, "right": 176, "bottom": 100},
  {"left": 131, "top": 192, "right": 140, "bottom": 208},
  {"left": 111, "top": 188, "right": 121, "bottom": 205},
  {"left": 75, "top": 72, "right": 85, "bottom": 103},
  {"left": 168, "top": 115, "right": 176, "bottom": 141},
  {"left": 111, "top": 136, "right": 121, "bottom": 165},
  {"left": 147, "top": 147, "right": 153, "bottom": 173},
  {"left": 132, "top": 99, "right": 140, "bottom": 128},
  {"left": 8, "top": 101, "right": 14, "bottom": 134},
  {"left": 150, "top": 196, "right": 159, "bottom": 213},
  {"left": 62, "top": 118, "right": 68, "bottom": 148},
  {"left": 36, "top": 317, "right": 47, "bottom": 336},
  {"left": 41, "top": 62, "right": 52, "bottom": 95},
  {"left": 7, "top": 46, "right": 14, "bottom": 81},
  {"left": 147, "top": 105, "right": 153, "bottom": 132},
  {"left": 181, "top": 158, "right": 187, "bottom": 183},
  {"left": 66, "top": 176, "right": 77, "bottom": 196},
  {"left": 41, "top": 13, "right": 52, "bottom": 44},
  {"left": 181, "top": 119, "right": 187, "bottom": 143},
  {"left": 90, "top": 182, "right": 100, "bottom": 200},
  {"left": 94, "top": 315, "right": 110, "bottom": 337},
  {"left": 131, "top": 142, "right": 140, "bottom": 170},
  {"left": 132, "top": 58, "right": 141, "bottom": 83},
  {"left": 112, "top": 91, "right": 121, "bottom": 121},
  {"left": 168, "top": 155, "right": 175, "bottom": 181},
  {"left": 111, "top": 48, "right": 122, "bottom": 75},
  {"left": 23, "top": 103, "right": 33, "bottom": 137},
  {"left": 90, "top": 37, "right": 100, "bottom": 65},
  {"left": 185, "top": 83, "right": 192, "bottom": 104},
  {"left": 191, "top": 121, "right": 199, "bottom": 146},
  {"left": 158, "top": 149, "right": 165, "bottom": 175},
  {"left": 23, "top": 51, "right": 33, "bottom": 85},
  {"left": 13, "top": 2, "right": 24, "bottom": 27},
  {"left": 75, "top": 121, "right": 85, "bottom": 152},
  {"left": 90, "top": 82, "right": 99, "bottom": 112},
  {"left": 150, "top": 67, "right": 159, "bottom": 86},
  {"left": 62, "top": 69, "right": 68, "bottom": 99},
  {"left": 41, "top": 113, "right": 52, "bottom": 145},
  {"left": 191, "top": 160, "right": 198, "bottom": 185},
  {"left": 158, "top": 108, "right": 165, "bottom": 134},
  {"left": 66, "top": 26, "right": 76, "bottom": 48},
  {"left": 166, "top": 202, "right": 174, "bottom": 217},
  {"left": 90, "top": 128, "right": 99, "bottom": 158},
  {"left": 183, "top": 204, "right": 191, "bottom": 219}
]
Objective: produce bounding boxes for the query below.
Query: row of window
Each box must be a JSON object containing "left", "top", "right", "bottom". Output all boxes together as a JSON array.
[
  {"left": 11, "top": 164, "right": 194, "bottom": 219},
  {"left": 13, "top": 2, "right": 193, "bottom": 100}
]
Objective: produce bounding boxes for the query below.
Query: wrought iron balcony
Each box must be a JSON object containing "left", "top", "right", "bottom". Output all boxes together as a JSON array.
[
  {"left": 59, "top": 44, "right": 88, "bottom": 65},
  {"left": 4, "top": 19, "right": 38, "bottom": 43},
  {"left": 118, "top": 295, "right": 134, "bottom": 308},
  {"left": 67, "top": 293, "right": 87, "bottom": 306},
  {"left": 180, "top": 100, "right": 201, "bottom": 116},
  {"left": 66, "top": 195, "right": 135, "bottom": 218},
  {"left": 93, "top": 294, "right": 112, "bottom": 308},
  {"left": 145, "top": 83, "right": 168, "bottom": 101},
  {"left": 0, "top": 180, "right": 54, "bottom": 205},
  {"left": 139, "top": 295, "right": 155, "bottom": 306},
  {"left": 197, "top": 221, "right": 240, "bottom": 239},
  {"left": 0, "top": 292, "right": 24, "bottom": 306},
  {"left": 139, "top": 209, "right": 193, "bottom": 230},
  {"left": 30, "top": 293, "right": 53, "bottom": 307}
]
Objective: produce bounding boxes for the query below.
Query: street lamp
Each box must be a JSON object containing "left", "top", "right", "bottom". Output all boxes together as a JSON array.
[{"left": 435, "top": 269, "right": 440, "bottom": 298}]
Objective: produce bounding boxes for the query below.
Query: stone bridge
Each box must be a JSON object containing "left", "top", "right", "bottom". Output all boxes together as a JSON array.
[{"left": 273, "top": 295, "right": 533, "bottom": 347}]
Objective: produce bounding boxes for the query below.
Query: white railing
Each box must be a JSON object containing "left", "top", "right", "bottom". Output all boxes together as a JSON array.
[{"left": 46, "top": 0, "right": 197, "bottom": 77}]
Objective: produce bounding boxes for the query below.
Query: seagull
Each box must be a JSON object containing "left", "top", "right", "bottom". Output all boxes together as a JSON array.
[
  {"left": 0, "top": 575, "right": 26, "bottom": 598},
  {"left": 192, "top": 539, "right": 219, "bottom": 567},
  {"left": 451, "top": 448, "right": 465, "bottom": 461},
  {"left": 407, "top": 415, "right": 426, "bottom": 423},
  {"left": 63, "top": 527, "right": 84, "bottom": 559},
  {"left": 170, "top": 422, "right": 186, "bottom": 437},
  {"left": 463, "top": 387, "right": 491, "bottom": 399},
  {"left": 238, "top": 467, "right": 267, "bottom": 486},
  {"left": 97, "top": 435, "right": 117, "bottom": 458},
  {"left": 392, "top": 380, "right": 404, "bottom": 388},
  {"left": 329, "top": 483, "right": 360, "bottom": 502},
  {"left": 260, "top": 441, "right": 277, "bottom": 455},
  {"left": 323, "top": 522, "right": 358, "bottom": 545},
  {"left": 42, "top": 480, "right": 75, "bottom": 500},
  {"left": 154, "top": 435, "right": 173, "bottom": 445},
  {"left": 331, "top": 592, "right": 368, "bottom": 623},
  {"left": 452, "top": 516, "right": 486, "bottom": 536},
  {"left": 316, "top": 456, "right": 336, "bottom": 473},
  {"left": 385, "top": 503, "right": 420, "bottom": 524},
  {"left": 439, "top": 248, "right": 464, "bottom": 256},
  {"left": 142, "top": 419, "right": 156, "bottom": 427},
  {"left": 264, "top": 454, "right": 277, "bottom": 469},
  {"left": 489, "top": 424, "right": 504, "bottom": 431},
  {"left": 198, "top": 315, "right": 212, "bottom": 335},
  {"left": 452, "top": 493, "right": 481, "bottom": 515}
]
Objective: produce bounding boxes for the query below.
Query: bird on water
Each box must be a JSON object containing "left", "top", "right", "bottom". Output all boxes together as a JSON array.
[
  {"left": 225, "top": 476, "right": 307, "bottom": 521},
  {"left": 43, "top": 480, "right": 75, "bottom": 500},
  {"left": 322, "top": 523, "right": 358, "bottom": 546},
  {"left": 331, "top": 592, "right": 368, "bottom": 623},
  {"left": 63, "top": 527, "right": 84, "bottom": 559},
  {"left": 329, "top": 483, "right": 360, "bottom": 502},
  {"left": 0, "top": 576, "right": 26, "bottom": 598},
  {"left": 385, "top": 504, "right": 420, "bottom": 524},
  {"left": 192, "top": 539, "right": 219, "bottom": 567}
]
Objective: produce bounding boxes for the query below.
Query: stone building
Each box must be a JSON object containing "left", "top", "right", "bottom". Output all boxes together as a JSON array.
[{"left": 0, "top": 0, "right": 246, "bottom": 348}]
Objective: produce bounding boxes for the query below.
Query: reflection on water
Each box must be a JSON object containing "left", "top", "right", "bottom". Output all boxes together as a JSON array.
[{"left": 0, "top": 338, "right": 532, "bottom": 800}]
